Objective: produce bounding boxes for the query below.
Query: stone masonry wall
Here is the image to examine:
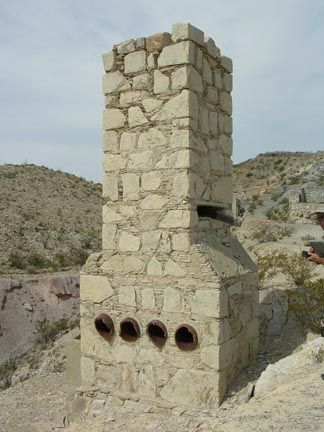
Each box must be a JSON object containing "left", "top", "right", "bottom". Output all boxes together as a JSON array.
[{"left": 76, "top": 23, "right": 259, "bottom": 416}]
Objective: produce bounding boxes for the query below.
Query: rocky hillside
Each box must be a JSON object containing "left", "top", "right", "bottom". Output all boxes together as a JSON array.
[{"left": 0, "top": 164, "right": 103, "bottom": 275}]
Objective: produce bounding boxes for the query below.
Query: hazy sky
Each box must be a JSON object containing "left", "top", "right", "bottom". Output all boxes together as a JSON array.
[{"left": 0, "top": 0, "right": 323, "bottom": 181}]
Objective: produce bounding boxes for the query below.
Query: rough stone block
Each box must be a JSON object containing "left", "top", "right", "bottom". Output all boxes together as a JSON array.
[
  {"left": 146, "top": 32, "right": 172, "bottom": 52},
  {"left": 103, "top": 154, "right": 127, "bottom": 171},
  {"left": 164, "top": 259, "right": 186, "bottom": 277},
  {"left": 124, "top": 50, "right": 147, "bottom": 74},
  {"left": 102, "top": 206, "right": 122, "bottom": 223},
  {"left": 102, "top": 174, "right": 118, "bottom": 200},
  {"left": 133, "top": 73, "right": 150, "bottom": 89},
  {"left": 223, "top": 73, "right": 233, "bottom": 92},
  {"left": 170, "top": 129, "right": 190, "bottom": 148},
  {"left": 218, "top": 134, "right": 233, "bottom": 156},
  {"left": 172, "top": 171, "right": 190, "bottom": 198},
  {"left": 214, "top": 70, "right": 223, "bottom": 89},
  {"left": 147, "top": 256, "right": 163, "bottom": 275},
  {"left": 142, "top": 98, "right": 163, "bottom": 113},
  {"left": 116, "top": 39, "right": 135, "bottom": 54},
  {"left": 138, "top": 128, "right": 167, "bottom": 149},
  {"left": 141, "top": 171, "right": 161, "bottom": 191},
  {"left": 160, "top": 210, "right": 192, "bottom": 228},
  {"left": 218, "top": 114, "right": 232, "bottom": 134},
  {"left": 122, "top": 173, "right": 140, "bottom": 200},
  {"left": 124, "top": 256, "right": 144, "bottom": 273},
  {"left": 118, "top": 231, "right": 140, "bottom": 252},
  {"left": 141, "top": 231, "right": 161, "bottom": 250},
  {"left": 191, "top": 289, "right": 228, "bottom": 318},
  {"left": 172, "top": 23, "right": 204, "bottom": 45},
  {"left": 128, "top": 106, "right": 148, "bottom": 127},
  {"left": 160, "top": 369, "right": 219, "bottom": 409},
  {"left": 140, "top": 194, "right": 167, "bottom": 209},
  {"left": 209, "top": 111, "right": 218, "bottom": 136},
  {"left": 171, "top": 65, "right": 203, "bottom": 93},
  {"left": 219, "top": 92, "right": 232, "bottom": 115},
  {"left": 81, "top": 356, "right": 95, "bottom": 385},
  {"left": 158, "top": 41, "right": 196, "bottom": 67},
  {"left": 147, "top": 52, "right": 158, "bottom": 69},
  {"left": 80, "top": 274, "right": 114, "bottom": 302},
  {"left": 103, "top": 71, "right": 131, "bottom": 94},
  {"left": 128, "top": 151, "right": 153, "bottom": 169},
  {"left": 210, "top": 151, "right": 225, "bottom": 173},
  {"left": 102, "top": 51, "right": 116, "bottom": 72},
  {"left": 152, "top": 90, "right": 198, "bottom": 122},
  {"left": 153, "top": 70, "right": 170, "bottom": 94},
  {"left": 120, "top": 90, "right": 149, "bottom": 107},
  {"left": 203, "top": 57, "right": 212, "bottom": 85},
  {"left": 211, "top": 177, "right": 233, "bottom": 204},
  {"left": 135, "top": 37, "right": 146, "bottom": 49},
  {"left": 118, "top": 286, "right": 136, "bottom": 306},
  {"left": 103, "top": 109, "right": 126, "bottom": 130},
  {"left": 207, "top": 86, "right": 218, "bottom": 104},
  {"left": 102, "top": 223, "right": 117, "bottom": 250},
  {"left": 171, "top": 233, "right": 190, "bottom": 251},
  {"left": 204, "top": 37, "right": 221, "bottom": 59},
  {"left": 199, "top": 106, "right": 209, "bottom": 134},
  {"left": 120, "top": 132, "right": 137, "bottom": 151},
  {"left": 102, "top": 130, "right": 119, "bottom": 153},
  {"left": 141, "top": 287, "right": 155, "bottom": 309},
  {"left": 162, "top": 286, "right": 184, "bottom": 312},
  {"left": 201, "top": 340, "right": 234, "bottom": 370},
  {"left": 138, "top": 365, "right": 156, "bottom": 397},
  {"left": 221, "top": 56, "right": 233, "bottom": 73}
]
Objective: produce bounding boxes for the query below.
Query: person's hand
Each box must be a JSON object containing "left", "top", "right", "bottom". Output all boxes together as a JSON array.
[{"left": 307, "top": 252, "right": 324, "bottom": 265}]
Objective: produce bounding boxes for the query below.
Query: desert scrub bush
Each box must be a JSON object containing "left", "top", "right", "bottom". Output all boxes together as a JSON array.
[
  {"left": 301, "top": 234, "right": 316, "bottom": 245},
  {"left": 36, "top": 317, "right": 79, "bottom": 345},
  {"left": 0, "top": 358, "right": 17, "bottom": 389},
  {"left": 256, "top": 251, "right": 314, "bottom": 285},
  {"left": 289, "top": 278, "right": 324, "bottom": 336}
]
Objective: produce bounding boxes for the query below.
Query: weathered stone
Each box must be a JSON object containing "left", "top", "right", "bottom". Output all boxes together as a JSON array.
[
  {"left": 210, "top": 151, "right": 225, "bottom": 173},
  {"left": 152, "top": 90, "right": 198, "bottom": 122},
  {"left": 221, "top": 56, "right": 233, "bottom": 73},
  {"left": 135, "top": 37, "right": 146, "bottom": 49},
  {"left": 207, "top": 86, "right": 218, "bottom": 104},
  {"left": 103, "top": 109, "right": 126, "bottom": 130},
  {"left": 199, "top": 106, "right": 209, "bottom": 134},
  {"left": 120, "top": 132, "right": 137, "bottom": 151},
  {"left": 218, "top": 113, "right": 232, "bottom": 134},
  {"left": 201, "top": 340, "right": 234, "bottom": 370},
  {"left": 223, "top": 73, "right": 233, "bottom": 92},
  {"left": 102, "top": 224, "right": 117, "bottom": 250},
  {"left": 211, "top": 177, "right": 232, "bottom": 204},
  {"left": 102, "top": 130, "right": 119, "bottom": 153},
  {"left": 191, "top": 290, "right": 228, "bottom": 318},
  {"left": 102, "top": 205, "right": 122, "bottom": 223},
  {"left": 203, "top": 57, "right": 212, "bottom": 85},
  {"left": 218, "top": 134, "right": 233, "bottom": 156},
  {"left": 128, "top": 151, "right": 153, "bottom": 169},
  {"left": 153, "top": 70, "right": 170, "bottom": 94},
  {"left": 160, "top": 369, "right": 219, "bottom": 409},
  {"left": 111, "top": 344, "right": 136, "bottom": 362},
  {"left": 164, "top": 259, "right": 186, "bottom": 277},
  {"left": 141, "top": 171, "right": 161, "bottom": 191},
  {"left": 102, "top": 254, "right": 124, "bottom": 272},
  {"left": 124, "top": 256, "right": 144, "bottom": 273},
  {"left": 141, "top": 231, "right": 161, "bottom": 250},
  {"left": 120, "top": 90, "right": 149, "bottom": 107},
  {"left": 140, "top": 194, "right": 167, "bottom": 210},
  {"left": 128, "top": 107, "right": 148, "bottom": 127},
  {"left": 119, "top": 231, "right": 140, "bottom": 252},
  {"left": 102, "top": 174, "right": 118, "bottom": 200},
  {"left": 162, "top": 287, "right": 184, "bottom": 312},
  {"left": 138, "top": 128, "right": 167, "bottom": 149},
  {"left": 141, "top": 287, "right": 155, "bottom": 309},
  {"left": 158, "top": 41, "right": 196, "bottom": 67},
  {"left": 171, "top": 233, "right": 190, "bottom": 251},
  {"left": 142, "top": 98, "right": 163, "bottom": 113},
  {"left": 133, "top": 73, "right": 150, "bottom": 89},
  {"left": 209, "top": 111, "right": 218, "bottom": 136},
  {"left": 160, "top": 210, "right": 195, "bottom": 228},
  {"left": 204, "top": 37, "right": 221, "bottom": 59},
  {"left": 172, "top": 23, "right": 204, "bottom": 45},
  {"left": 122, "top": 173, "right": 140, "bottom": 200},
  {"left": 118, "top": 286, "right": 136, "bottom": 306},
  {"left": 124, "top": 51, "right": 147, "bottom": 74},
  {"left": 219, "top": 92, "right": 232, "bottom": 115},
  {"left": 146, "top": 32, "right": 171, "bottom": 52},
  {"left": 214, "top": 70, "right": 223, "bottom": 89},
  {"left": 103, "top": 71, "right": 131, "bottom": 94},
  {"left": 147, "top": 52, "right": 158, "bottom": 69},
  {"left": 103, "top": 154, "right": 127, "bottom": 171},
  {"left": 172, "top": 171, "right": 190, "bottom": 198},
  {"left": 102, "top": 51, "right": 116, "bottom": 72},
  {"left": 81, "top": 356, "right": 95, "bottom": 385},
  {"left": 147, "top": 256, "right": 163, "bottom": 276},
  {"left": 171, "top": 65, "right": 203, "bottom": 93},
  {"left": 138, "top": 365, "right": 156, "bottom": 397},
  {"left": 116, "top": 39, "right": 135, "bottom": 54}
]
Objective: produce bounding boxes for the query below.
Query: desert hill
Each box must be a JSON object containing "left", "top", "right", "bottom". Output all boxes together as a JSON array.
[{"left": 0, "top": 164, "right": 103, "bottom": 275}]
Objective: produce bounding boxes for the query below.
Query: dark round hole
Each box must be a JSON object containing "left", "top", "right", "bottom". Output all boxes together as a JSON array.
[
  {"left": 120, "top": 318, "right": 140, "bottom": 342},
  {"left": 147, "top": 320, "right": 167, "bottom": 347},
  {"left": 175, "top": 324, "right": 198, "bottom": 351},
  {"left": 94, "top": 313, "right": 114, "bottom": 341}
]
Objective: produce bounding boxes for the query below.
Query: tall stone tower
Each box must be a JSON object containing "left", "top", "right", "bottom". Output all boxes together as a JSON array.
[{"left": 78, "top": 23, "right": 258, "bottom": 414}]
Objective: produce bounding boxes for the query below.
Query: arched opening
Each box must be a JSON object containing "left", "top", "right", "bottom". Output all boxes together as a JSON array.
[
  {"left": 119, "top": 317, "right": 140, "bottom": 342},
  {"left": 175, "top": 324, "right": 198, "bottom": 351},
  {"left": 94, "top": 313, "right": 114, "bottom": 341},
  {"left": 146, "top": 320, "right": 167, "bottom": 347}
]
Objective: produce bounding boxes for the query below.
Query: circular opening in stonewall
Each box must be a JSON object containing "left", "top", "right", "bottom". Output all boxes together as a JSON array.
[
  {"left": 119, "top": 318, "right": 140, "bottom": 342},
  {"left": 147, "top": 320, "right": 168, "bottom": 347},
  {"left": 94, "top": 313, "right": 114, "bottom": 341},
  {"left": 175, "top": 324, "right": 198, "bottom": 351}
]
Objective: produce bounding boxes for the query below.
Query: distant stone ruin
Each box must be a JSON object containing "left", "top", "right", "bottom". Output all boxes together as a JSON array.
[
  {"left": 68, "top": 23, "right": 259, "bottom": 417},
  {"left": 289, "top": 188, "right": 324, "bottom": 221}
]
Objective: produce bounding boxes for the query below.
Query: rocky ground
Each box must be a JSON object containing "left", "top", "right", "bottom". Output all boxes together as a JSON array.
[{"left": 0, "top": 331, "right": 323, "bottom": 432}]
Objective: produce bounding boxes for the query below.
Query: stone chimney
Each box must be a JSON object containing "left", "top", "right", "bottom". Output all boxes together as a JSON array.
[{"left": 78, "top": 23, "right": 258, "bottom": 414}]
